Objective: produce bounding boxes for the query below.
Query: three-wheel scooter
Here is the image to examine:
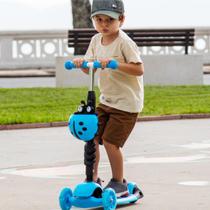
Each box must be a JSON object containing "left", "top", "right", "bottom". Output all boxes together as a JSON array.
[{"left": 59, "top": 60, "right": 143, "bottom": 210}]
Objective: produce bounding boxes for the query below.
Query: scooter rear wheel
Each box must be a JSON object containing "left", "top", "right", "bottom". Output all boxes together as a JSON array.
[
  {"left": 127, "top": 182, "right": 144, "bottom": 203},
  {"left": 102, "top": 188, "right": 117, "bottom": 210},
  {"left": 59, "top": 187, "right": 73, "bottom": 210}
]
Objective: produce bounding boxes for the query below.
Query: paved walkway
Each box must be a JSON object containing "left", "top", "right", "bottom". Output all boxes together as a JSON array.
[
  {"left": 0, "top": 68, "right": 210, "bottom": 88},
  {"left": 0, "top": 69, "right": 55, "bottom": 88},
  {"left": 0, "top": 119, "right": 210, "bottom": 210}
]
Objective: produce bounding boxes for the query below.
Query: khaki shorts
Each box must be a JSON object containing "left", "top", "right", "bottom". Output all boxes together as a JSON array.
[{"left": 95, "top": 103, "right": 138, "bottom": 148}]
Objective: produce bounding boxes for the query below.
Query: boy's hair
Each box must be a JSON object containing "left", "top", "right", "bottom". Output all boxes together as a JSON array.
[{"left": 91, "top": 0, "right": 124, "bottom": 19}]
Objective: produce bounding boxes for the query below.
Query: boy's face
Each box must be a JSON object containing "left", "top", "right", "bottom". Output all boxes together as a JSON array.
[{"left": 93, "top": 14, "right": 124, "bottom": 36}]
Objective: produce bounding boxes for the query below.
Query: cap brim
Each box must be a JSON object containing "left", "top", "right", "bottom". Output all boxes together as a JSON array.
[{"left": 91, "top": 10, "right": 120, "bottom": 19}]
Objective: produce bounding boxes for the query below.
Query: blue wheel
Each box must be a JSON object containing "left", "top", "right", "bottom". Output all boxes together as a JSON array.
[
  {"left": 59, "top": 188, "right": 73, "bottom": 210},
  {"left": 102, "top": 188, "right": 117, "bottom": 210},
  {"left": 127, "top": 182, "right": 144, "bottom": 202},
  {"left": 127, "top": 182, "right": 136, "bottom": 194}
]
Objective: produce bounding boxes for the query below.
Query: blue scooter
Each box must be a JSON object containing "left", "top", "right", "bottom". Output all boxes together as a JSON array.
[{"left": 59, "top": 60, "right": 143, "bottom": 210}]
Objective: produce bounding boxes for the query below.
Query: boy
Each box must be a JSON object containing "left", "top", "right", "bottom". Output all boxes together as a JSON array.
[{"left": 74, "top": 0, "right": 144, "bottom": 197}]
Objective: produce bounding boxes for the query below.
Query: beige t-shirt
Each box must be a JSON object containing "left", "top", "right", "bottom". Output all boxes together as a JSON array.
[{"left": 85, "top": 29, "right": 144, "bottom": 113}]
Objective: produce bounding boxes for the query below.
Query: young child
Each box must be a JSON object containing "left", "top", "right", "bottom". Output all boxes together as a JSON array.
[{"left": 74, "top": 0, "right": 144, "bottom": 197}]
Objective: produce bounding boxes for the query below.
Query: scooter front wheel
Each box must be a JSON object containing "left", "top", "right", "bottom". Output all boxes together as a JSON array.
[
  {"left": 102, "top": 188, "right": 117, "bottom": 210},
  {"left": 59, "top": 187, "right": 73, "bottom": 210}
]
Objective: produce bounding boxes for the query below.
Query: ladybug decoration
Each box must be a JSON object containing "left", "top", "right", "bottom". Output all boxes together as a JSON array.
[{"left": 68, "top": 100, "right": 98, "bottom": 142}]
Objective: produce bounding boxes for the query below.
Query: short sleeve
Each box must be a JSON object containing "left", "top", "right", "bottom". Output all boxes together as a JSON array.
[{"left": 121, "top": 39, "right": 143, "bottom": 64}]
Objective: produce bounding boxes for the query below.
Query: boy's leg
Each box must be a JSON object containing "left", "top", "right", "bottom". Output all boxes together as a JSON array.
[
  {"left": 103, "top": 139, "right": 129, "bottom": 197},
  {"left": 103, "top": 140, "right": 123, "bottom": 182}
]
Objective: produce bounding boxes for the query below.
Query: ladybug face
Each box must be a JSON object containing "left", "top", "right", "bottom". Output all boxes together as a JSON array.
[
  {"left": 77, "top": 104, "right": 94, "bottom": 114},
  {"left": 68, "top": 114, "right": 98, "bottom": 142}
]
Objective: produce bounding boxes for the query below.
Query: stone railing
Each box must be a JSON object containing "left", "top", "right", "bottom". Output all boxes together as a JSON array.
[
  {"left": 193, "top": 28, "right": 210, "bottom": 64},
  {"left": 0, "top": 30, "right": 71, "bottom": 69},
  {"left": 0, "top": 28, "right": 210, "bottom": 69}
]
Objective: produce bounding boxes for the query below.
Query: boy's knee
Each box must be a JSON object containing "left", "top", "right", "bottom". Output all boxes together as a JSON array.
[
  {"left": 103, "top": 139, "right": 119, "bottom": 150},
  {"left": 94, "top": 139, "right": 100, "bottom": 148}
]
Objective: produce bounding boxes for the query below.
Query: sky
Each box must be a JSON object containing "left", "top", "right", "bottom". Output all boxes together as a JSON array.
[{"left": 0, "top": 0, "right": 210, "bottom": 31}]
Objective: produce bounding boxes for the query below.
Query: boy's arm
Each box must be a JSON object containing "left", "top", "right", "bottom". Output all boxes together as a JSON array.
[
  {"left": 99, "top": 58, "right": 144, "bottom": 76},
  {"left": 118, "top": 62, "right": 144, "bottom": 76}
]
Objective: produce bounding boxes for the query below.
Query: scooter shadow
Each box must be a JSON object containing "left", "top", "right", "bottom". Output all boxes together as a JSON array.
[{"left": 85, "top": 203, "right": 139, "bottom": 210}]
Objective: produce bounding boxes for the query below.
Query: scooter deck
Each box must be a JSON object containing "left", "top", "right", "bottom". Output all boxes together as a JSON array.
[
  {"left": 117, "top": 194, "right": 139, "bottom": 205},
  {"left": 68, "top": 193, "right": 140, "bottom": 209}
]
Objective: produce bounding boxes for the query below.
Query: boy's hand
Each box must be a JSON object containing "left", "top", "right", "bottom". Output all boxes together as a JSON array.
[
  {"left": 73, "top": 58, "right": 85, "bottom": 68},
  {"left": 73, "top": 58, "right": 90, "bottom": 74},
  {"left": 98, "top": 58, "right": 111, "bottom": 69}
]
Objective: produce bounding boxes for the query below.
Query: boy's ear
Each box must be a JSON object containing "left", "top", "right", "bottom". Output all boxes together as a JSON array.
[
  {"left": 119, "top": 15, "right": 125, "bottom": 21},
  {"left": 119, "top": 15, "right": 125, "bottom": 26}
]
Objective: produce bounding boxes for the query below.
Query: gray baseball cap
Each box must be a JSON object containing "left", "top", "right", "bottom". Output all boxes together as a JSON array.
[{"left": 91, "top": 0, "right": 124, "bottom": 19}]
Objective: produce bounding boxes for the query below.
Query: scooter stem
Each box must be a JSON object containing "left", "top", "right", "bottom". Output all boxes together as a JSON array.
[
  {"left": 85, "top": 64, "right": 96, "bottom": 182},
  {"left": 84, "top": 140, "right": 96, "bottom": 182},
  {"left": 87, "top": 63, "right": 95, "bottom": 91}
]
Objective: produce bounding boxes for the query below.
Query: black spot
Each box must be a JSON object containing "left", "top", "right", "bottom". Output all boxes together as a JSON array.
[
  {"left": 82, "top": 127, "right": 87, "bottom": 131},
  {"left": 79, "top": 122, "right": 84, "bottom": 126}
]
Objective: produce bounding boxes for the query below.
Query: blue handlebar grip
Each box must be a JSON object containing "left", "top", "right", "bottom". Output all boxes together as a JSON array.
[
  {"left": 65, "top": 61, "right": 76, "bottom": 70},
  {"left": 81, "top": 61, "right": 89, "bottom": 69},
  {"left": 93, "top": 61, "right": 101, "bottom": 69},
  {"left": 65, "top": 61, "right": 89, "bottom": 70},
  {"left": 107, "top": 60, "right": 118, "bottom": 69}
]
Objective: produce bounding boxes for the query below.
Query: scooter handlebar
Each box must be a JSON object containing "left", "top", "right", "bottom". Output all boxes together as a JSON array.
[{"left": 65, "top": 60, "right": 118, "bottom": 70}]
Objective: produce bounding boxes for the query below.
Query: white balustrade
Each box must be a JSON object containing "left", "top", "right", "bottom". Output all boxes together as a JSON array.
[
  {"left": 0, "top": 28, "right": 210, "bottom": 70},
  {"left": 0, "top": 30, "right": 71, "bottom": 69}
]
